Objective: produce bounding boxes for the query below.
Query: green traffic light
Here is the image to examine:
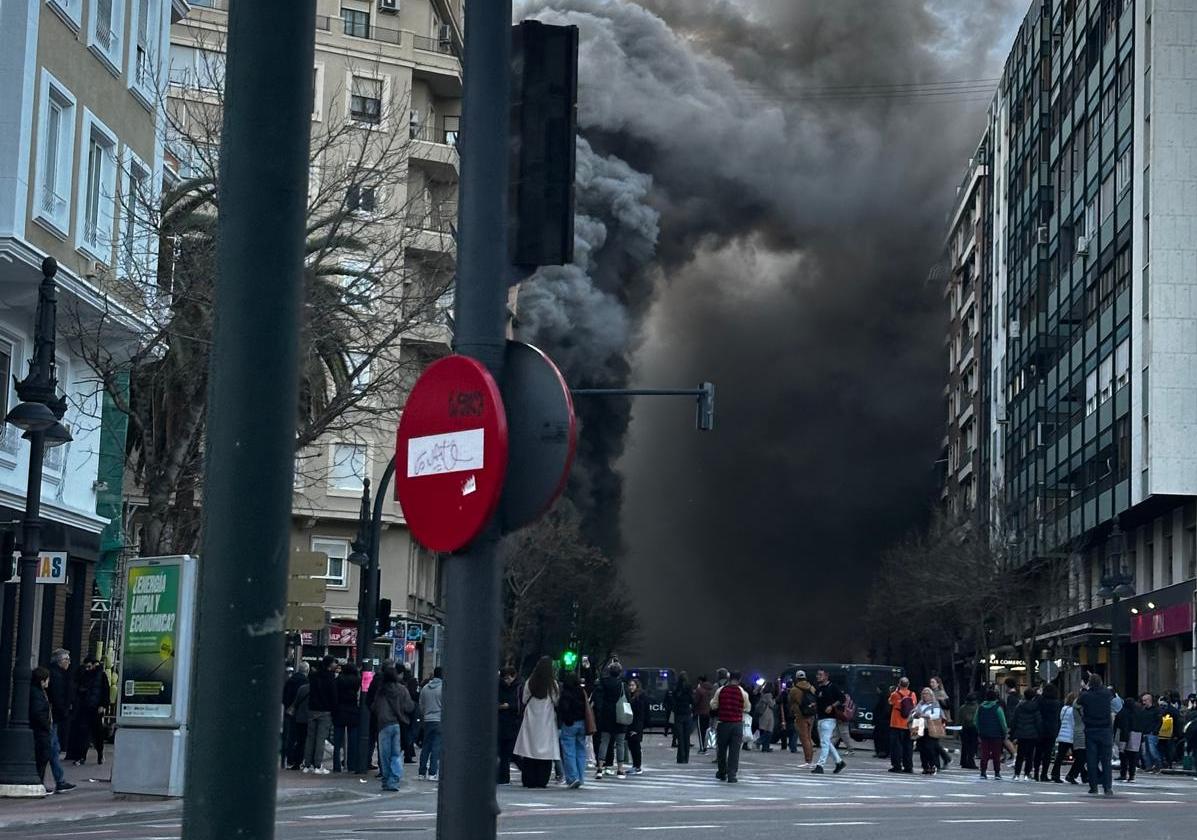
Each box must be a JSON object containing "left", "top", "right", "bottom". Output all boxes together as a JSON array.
[{"left": 562, "top": 650, "right": 578, "bottom": 668}]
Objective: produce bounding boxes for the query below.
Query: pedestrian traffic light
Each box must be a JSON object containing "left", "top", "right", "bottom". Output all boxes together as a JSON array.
[{"left": 562, "top": 648, "right": 578, "bottom": 669}]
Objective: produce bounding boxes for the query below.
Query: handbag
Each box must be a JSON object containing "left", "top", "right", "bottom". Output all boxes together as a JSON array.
[
  {"left": 615, "top": 685, "right": 634, "bottom": 726},
  {"left": 927, "top": 717, "right": 947, "bottom": 739},
  {"left": 583, "top": 699, "right": 597, "bottom": 736},
  {"left": 742, "top": 712, "right": 753, "bottom": 744}
]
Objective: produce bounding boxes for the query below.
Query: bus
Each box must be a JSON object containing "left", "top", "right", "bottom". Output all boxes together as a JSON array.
[
  {"left": 780, "top": 663, "right": 906, "bottom": 742},
  {"left": 625, "top": 666, "right": 676, "bottom": 733}
]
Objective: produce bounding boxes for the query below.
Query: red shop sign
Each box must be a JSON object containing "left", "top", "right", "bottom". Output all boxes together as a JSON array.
[{"left": 1130, "top": 602, "right": 1193, "bottom": 643}]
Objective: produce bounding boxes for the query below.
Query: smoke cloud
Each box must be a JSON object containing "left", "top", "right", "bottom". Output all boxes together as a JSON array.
[{"left": 515, "top": 0, "right": 1024, "bottom": 674}]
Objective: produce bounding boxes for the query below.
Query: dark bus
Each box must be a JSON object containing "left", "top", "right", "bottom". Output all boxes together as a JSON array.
[
  {"left": 625, "top": 667, "right": 676, "bottom": 733},
  {"left": 780, "top": 663, "right": 905, "bottom": 741}
]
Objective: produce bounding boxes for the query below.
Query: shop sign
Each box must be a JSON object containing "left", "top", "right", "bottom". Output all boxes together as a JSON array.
[
  {"left": 7, "top": 551, "right": 68, "bottom": 584},
  {"left": 300, "top": 621, "right": 357, "bottom": 648},
  {"left": 1130, "top": 602, "right": 1193, "bottom": 643}
]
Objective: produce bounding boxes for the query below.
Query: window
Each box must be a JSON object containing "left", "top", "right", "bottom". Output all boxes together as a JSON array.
[
  {"left": 329, "top": 442, "right": 366, "bottom": 492},
  {"left": 128, "top": 0, "right": 160, "bottom": 106},
  {"left": 342, "top": 7, "right": 370, "bottom": 38},
  {"left": 443, "top": 115, "right": 459, "bottom": 146},
  {"left": 0, "top": 336, "right": 15, "bottom": 461},
  {"left": 312, "top": 64, "right": 325, "bottom": 119},
  {"left": 1099, "top": 354, "right": 1114, "bottom": 403},
  {"left": 311, "top": 537, "right": 349, "bottom": 588},
  {"left": 88, "top": 0, "right": 125, "bottom": 74},
  {"left": 1115, "top": 338, "right": 1130, "bottom": 388},
  {"left": 350, "top": 75, "right": 382, "bottom": 124},
  {"left": 1085, "top": 369, "right": 1098, "bottom": 416},
  {"left": 48, "top": 0, "right": 83, "bottom": 31},
  {"left": 120, "top": 153, "right": 154, "bottom": 281},
  {"left": 76, "top": 110, "right": 118, "bottom": 263},
  {"left": 1115, "top": 148, "right": 1132, "bottom": 195},
  {"left": 347, "top": 352, "right": 370, "bottom": 393},
  {"left": 169, "top": 45, "right": 225, "bottom": 90},
  {"left": 34, "top": 71, "right": 76, "bottom": 237},
  {"left": 346, "top": 182, "right": 377, "bottom": 214}
]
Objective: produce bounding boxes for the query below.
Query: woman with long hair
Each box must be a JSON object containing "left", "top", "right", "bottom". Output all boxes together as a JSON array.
[
  {"left": 514, "top": 657, "right": 561, "bottom": 788},
  {"left": 911, "top": 687, "right": 944, "bottom": 775},
  {"left": 557, "top": 671, "right": 588, "bottom": 789}
]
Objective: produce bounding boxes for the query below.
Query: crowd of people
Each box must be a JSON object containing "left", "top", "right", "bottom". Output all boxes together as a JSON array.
[
  {"left": 280, "top": 655, "right": 443, "bottom": 792},
  {"left": 29, "top": 647, "right": 113, "bottom": 794}
]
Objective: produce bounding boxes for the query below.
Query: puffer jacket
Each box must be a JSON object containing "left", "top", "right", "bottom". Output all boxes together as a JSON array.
[
  {"left": 1010, "top": 697, "right": 1043, "bottom": 740},
  {"left": 1038, "top": 697, "right": 1062, "bottom": 741},
  {"left": 1057, "top": 704, "right": 1076, "bottom": 744}
]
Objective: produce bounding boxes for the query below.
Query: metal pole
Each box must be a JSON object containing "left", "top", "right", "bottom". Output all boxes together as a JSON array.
[
  {"left": 437, "top": 0, "right": 511, "bottom": 836},
  {"left": 356, "top": 457, "right": 395, "bottom": 773},
  {"left": 181, "top": 1, "right": 315, "bottom": 837}
]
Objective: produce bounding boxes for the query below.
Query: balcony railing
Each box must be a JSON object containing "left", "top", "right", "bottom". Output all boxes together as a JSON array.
[
  {"left": 316, "top": 15, "right": 402, "bottom": 46},
  {"left": 40, "top": 186, "right": 67, "bottom": 219},
  {"left": 410, "top": 123, "right": 458, "bottom": 146},
  {"left": 412, "top": 33, "right": 455, "bottom": 55}
]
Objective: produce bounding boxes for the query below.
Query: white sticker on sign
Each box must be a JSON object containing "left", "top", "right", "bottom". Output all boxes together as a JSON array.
[
  {"left": 462, "top": 475, "right": 476, "bottom": 496},
  {"left": 407, "top": 428, "right": 484, "bottom": 477}
]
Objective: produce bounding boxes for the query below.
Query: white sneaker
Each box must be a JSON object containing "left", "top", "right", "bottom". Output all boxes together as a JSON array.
[
  {"left": 429, "top": 773, "right": 438, "bottom": 782},
  {"left": 301, "top": 766, "right": 313, "bottom": 774},
  {"left": 418, "top": 774, "right": 427, "bottom": 781},
  {"left": 313, "top": 767, "right": 330, "bottom": 775}
]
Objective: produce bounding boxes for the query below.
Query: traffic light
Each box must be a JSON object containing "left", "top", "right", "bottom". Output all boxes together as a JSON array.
[
  {"left": 377, "top": 598, "right": 392, "bottom": 636},
  {"left": 509, "top": 20, "right": 579, "bottom": 268},
  {"left": 562, "top": 648, "right": 578, "bottom": 670},
  {"left": 696, "top": 382, "right": 716, "bottom": 431}
]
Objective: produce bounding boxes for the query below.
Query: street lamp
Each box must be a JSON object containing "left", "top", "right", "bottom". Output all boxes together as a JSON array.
[
  {"left": 1095, "top": 519, "right": 1134, "bottom": 693},
  {"left": 0, "top": 257, "right": 68, "bottom": 797}
]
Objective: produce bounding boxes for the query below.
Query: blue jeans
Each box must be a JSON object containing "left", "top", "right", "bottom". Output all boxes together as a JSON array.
[
  {"left": 419, "top": 721, "right": 442, "bottom": 776},
  {"left": 379, "top": 723, "right": 404, "bottom": 790},
  {"left": 1141, "top": 733, "right": 1162, "bottom": 770},
  {"left": 817, "top": 718, "right": 842, "bottom": 767},
  {"left": 559, "top": 720, "right": 586, "bottom": 784}
]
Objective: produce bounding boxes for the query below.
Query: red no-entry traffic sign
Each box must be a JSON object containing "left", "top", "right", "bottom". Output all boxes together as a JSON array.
[{"left": 395, "top": 355, "right": 509, "bottom": 552}]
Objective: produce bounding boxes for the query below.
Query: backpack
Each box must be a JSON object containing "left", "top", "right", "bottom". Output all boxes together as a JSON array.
[
  {"left": 798, "top": 689, "right": 817, "bottom": 718},
  {"left": 836, "top": 693, "right": 856, "bottom": 723},
  {"left": 898, "top": 692, "right": 915, "bottom": 720}
]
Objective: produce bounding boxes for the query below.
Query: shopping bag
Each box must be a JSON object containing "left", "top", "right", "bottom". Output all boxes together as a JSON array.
[
  {"left": 705, "top": 725, "right": 717, "bottom": 751},
  {"left": 909, "top": 717, "right": 926, "bottom": 739},
  {"left": 615, "top": 685, "right": 634, "bottom": 726},
  {"left": 742, "top": 713, "right": 754, "bottom": 744}
]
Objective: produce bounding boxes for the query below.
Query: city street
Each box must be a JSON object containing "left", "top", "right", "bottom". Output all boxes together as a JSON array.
[{"left": 6, "top": 738, "right": 1194, "bottom": 839}]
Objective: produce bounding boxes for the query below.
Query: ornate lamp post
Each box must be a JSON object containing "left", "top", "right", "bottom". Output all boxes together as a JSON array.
[
  {"left": 0, "top": 258, "right": 72, "bottom": 796},
  {"left": 1095, "top": 519, "right": 1134, "bottom": 694}
]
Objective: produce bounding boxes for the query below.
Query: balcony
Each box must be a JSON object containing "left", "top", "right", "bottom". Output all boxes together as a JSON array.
[
  {"left": 408, "top": 123, "right": 459, "bottom": 177},
  {"left": 316, "top": 15, "right": 402, "bottom": 46}
]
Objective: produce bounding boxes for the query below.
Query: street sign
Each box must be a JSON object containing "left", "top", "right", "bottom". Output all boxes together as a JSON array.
[
  {"left": 395, "top": 354, "right": 509, "bottom": 552},
  {"left": 285, "top": 605, "right": 325, "bottom": 631},
  {"left": 499, "top": 341, "right": 577, "bottom": 532},
  {"left": 406, "top": 623, "right": 424, "bottom": 642},
  {"left": 7, "top": 550, "right": 68, "bottom": 584},
  {"left": 289, "top": 550, "right": 329, "bottom": 578},
  {"left": 1037, "top": 659, "right": 1060, "bottom": 682}
]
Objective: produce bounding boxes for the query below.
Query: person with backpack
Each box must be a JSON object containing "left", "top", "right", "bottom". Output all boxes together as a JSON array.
[
  {"left": 975, "top": 688, "right": 1008, "bottom": 780},
  {"left": 888, "top": 677, "right": 917, "bottom": 774},
  {"left": 789, "top": 671, "right": 817, "bottom": 766},
  {"left": 592, "top": 661, "right": 629, "bottom": 780},
  {"left": 812, "top": 669, "right": 847, "bottom": 775}
]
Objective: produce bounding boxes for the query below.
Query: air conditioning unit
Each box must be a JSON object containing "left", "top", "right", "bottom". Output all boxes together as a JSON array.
[
  {"left": 1037, "top": 225, "right": 1049, "bottom": 245},
  {"left": 378, "top": 0, "right": 398, "bottom": 12},
  {"left": 1076, "top": 235, "right": 1090, "bottom": 257},
  {"left": 1009, "top": 320, "right": 1021, "bottom": 339},
  {"left": 437, "top": 23, "right": 452, "bottom": 45},
  {"left": 84, "top": 259, "right": 106, "bottom": 279}
]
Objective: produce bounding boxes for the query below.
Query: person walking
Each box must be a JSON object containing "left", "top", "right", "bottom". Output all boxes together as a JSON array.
[
  {"left": 1002, "top": 677, "right": 1021, "bottom": 763},
  {"left": 30, "top": 667, "right": 74, "bottom": 794},
  {"left": 929, "top": 676, "right": 951, "bottom": 769},
  {"left": 912, "top": 687, "right": 945, "bottom": 775},
  {"left": 872, "top": 685, "right": 892, "bottom": 760},
  {"left": 1076, "top": 673, "right": 1115, "bottom": 796},
  {"left": 514, "top": 657, "right": 561, "bottom": 788},
  {"left": 756, "top": 686, "right": 777, "bottom": 752},
  {"left": 626, "top": 677, "right": 650, "bottom": 774},
  {"left": 974, "top": 688, "right": 1008, "bottom": 780},
  {"left": 497, "top": 666, "right": 521, "bottom": 784},
  {"left": 593, "top": 661, "right": 629, "bottom": 780},
  {"left": 69, "top": 657, "right": 109, "bottom": 766},
  {"left": 790, "top": 670, "right": 817, "bottom": 766},
  {"left": 693, "top": 675, "right": 713, "bottom": 755},
  {"left": 332, "top": 662, "right": 360, "bottom": 774},
  {"left": 282, "top": 661, "right": 309, "bottom": 769},
  {"left": 47, "top": 649, "right": 72, "bottom": 758},
  {"left": 958, "top": 692, "right": 979, "bottom": 769},
  {"left": 417, "top": 667, "right": 444, "bottom": 781},
  {"left": 1115, "top": 692, "right": 1140, "bottom": 782},
  {"left": 1050, "top": 691, "right": 1078, "bottom": 782},
  {"left": 1034, "top": 684, "right": 1062, "bottom": 781},
  {"left": 557, "top": 671, "right": 588, "bottom": 789},
  {"left": 303, "top": 655, "right": 337, "bottom": 774},
  {"left": 671, "top": 671, "right": 694, "bottom": 764},
  {"left": 1008, "top": 688, "right": 1042, "bottom": 780},
  {"left": 888, "top": 677, "right": 917, "bottom": 774},
  {"left": 371, "top": 661, "right": 415, "bottom": 791},
  {"left": 1064, "top": 690, "right": 1089, "bottom": 785},
  {"left": 1136, "top": 692, "right": 1164, "bottom": 773},
  {"left": 812, "top": 669, "right": 847, "bottom": 775},
  {"left": 711, "top": 670, "right": 750, "bottom": 783}
]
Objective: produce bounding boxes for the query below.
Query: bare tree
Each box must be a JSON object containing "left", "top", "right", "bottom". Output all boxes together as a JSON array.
[{"left": 64, "top": 39, "right": 457, "bottom": 555}]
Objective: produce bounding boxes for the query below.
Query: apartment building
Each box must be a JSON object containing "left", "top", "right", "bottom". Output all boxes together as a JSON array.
[
  {"left": 950, "top": 0, "right": 1197, "bottom": 696},
  {"left": 0, "top": 0, "right": 181, "bottom": 666},
  {"left": 169, "top": 0, "right": 462, "bottom": 676}
]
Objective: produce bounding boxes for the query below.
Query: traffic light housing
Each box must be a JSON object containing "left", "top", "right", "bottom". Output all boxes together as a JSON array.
[
  {"left": 697, "top": 382, "right": 716, "bottom": 431},
  {"left": 509, "top": 20, "right": 578, "bottom": 269},
  {"left": 377, "top": 598, "right": 392, "bottom": 636},
  {"left": 562, "top": 648, "right": 578, "bottom": 670}
]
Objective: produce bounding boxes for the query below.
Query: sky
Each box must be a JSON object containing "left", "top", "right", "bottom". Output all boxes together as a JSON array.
[{"left": 516, "top": 0, "right": 1028, "bottom": 676}]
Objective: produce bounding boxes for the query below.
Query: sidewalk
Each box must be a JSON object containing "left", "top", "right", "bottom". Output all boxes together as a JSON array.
[{"left": 0, "top": 746, "right": 378, "bottom": 831}]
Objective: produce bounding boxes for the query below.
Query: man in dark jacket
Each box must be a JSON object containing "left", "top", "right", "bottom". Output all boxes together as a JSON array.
[
  {"left": 400, "top": 666, "right": 420, "bottom": 763},
  {"left": 497, "top": 667, "right": 521, "bottom": 783},
  {"left": 281, "top": 662, "right": 308, "bottom": 769},
  {"left": 1034, "top": 685, "right": 1062, "bottom": 781},
  {"left": 372, "top": 661, "right": 415, "bottom": 791},
  {"left": 30, "top": 667, "right": 74, "bottom": 793},
  {"left": 304, "top": 656, "right": 337, "bottom": 772},
  {"left": 48, "top": 649, "right": 72, "bottom": 758},
  {"left": 594, "top": 662, "right": 629, "bottom": 778},
  {"left": 69, "top": 657, "right": 109, "bottom": 766},
  {"left": 332, "top": 663, "right": 361, "bottom": 773},
  {"left": 1137, "top": 693, "right": 1165, "bottom": 772},
  {"left": 1076, "top": 674, "right": 1115, "bottom": 796},
  {"left": 1009, "top": 689, "right": 1042, "bottom": 780}
]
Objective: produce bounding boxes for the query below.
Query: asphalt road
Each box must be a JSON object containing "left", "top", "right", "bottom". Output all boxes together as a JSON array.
[{"left": 9, "top": 737, "right": 1196, "bottom": 839}]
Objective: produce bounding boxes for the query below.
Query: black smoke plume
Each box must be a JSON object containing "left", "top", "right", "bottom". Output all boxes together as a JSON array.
[{"left": 515, "top": 0, "right": 1024, "bottom": 674}]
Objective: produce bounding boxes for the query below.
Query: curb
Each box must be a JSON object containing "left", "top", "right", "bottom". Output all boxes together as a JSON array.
[{"left": 0, "top": 786, "right": 370, "bottom": 831}]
